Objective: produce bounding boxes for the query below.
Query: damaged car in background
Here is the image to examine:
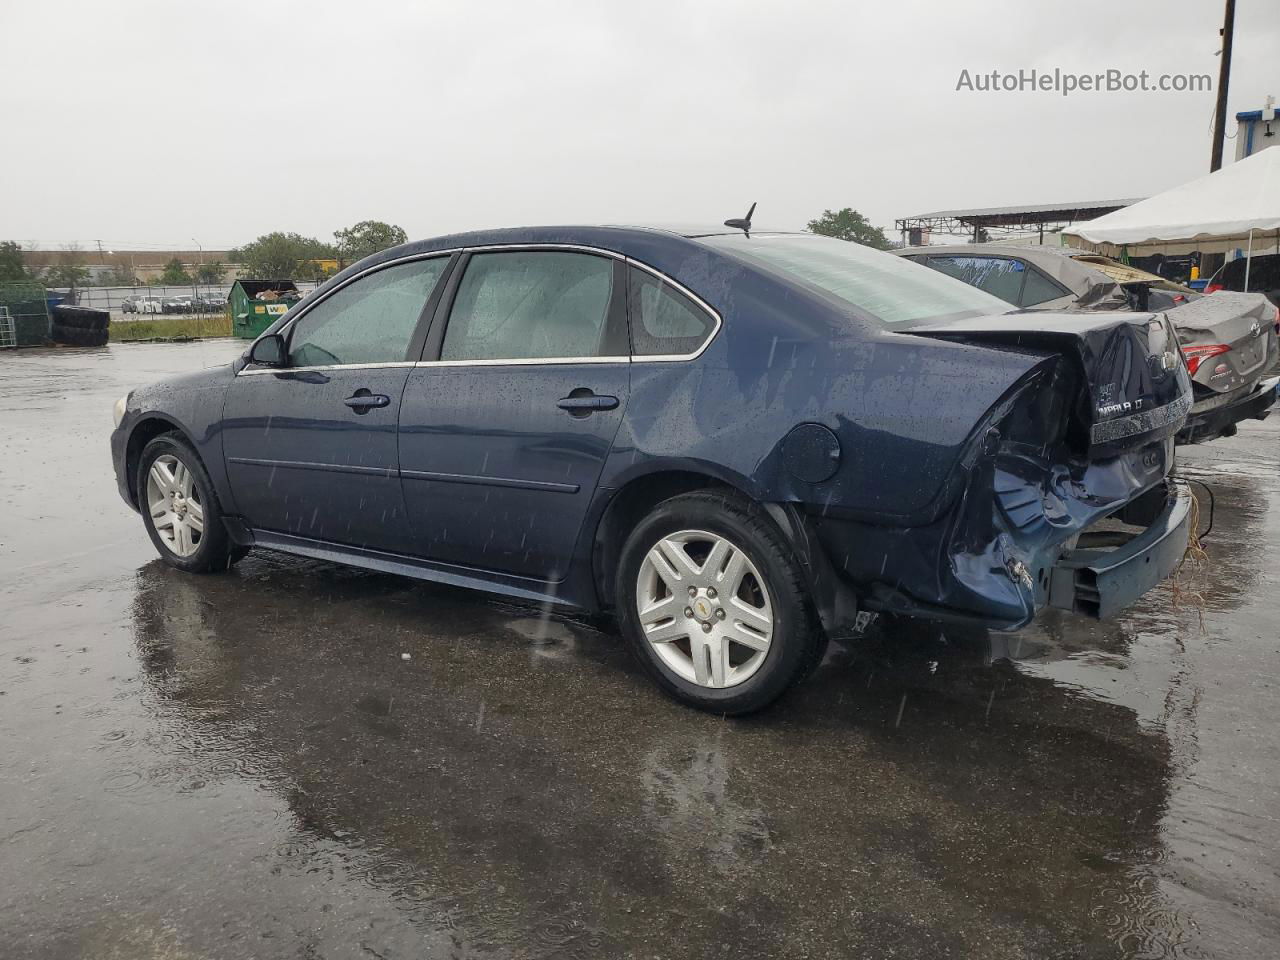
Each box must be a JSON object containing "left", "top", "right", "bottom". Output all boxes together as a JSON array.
[
  {"left": 112, "top": 224, "right": 1193, "bottom": 714},
  {"left": 896, "top": 243, "right": 1279, "bottom": 444}
]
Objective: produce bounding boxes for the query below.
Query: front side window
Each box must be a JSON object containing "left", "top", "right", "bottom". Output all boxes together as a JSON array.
[
  {"left": 701, "top": 233, "right": 1009, "bottom": 326},
  {"left": 287, "top": 258, "right": 447, "bottom": 367},
  {"left": 440, "top": 251, "right": 614, "bottom": 361},
  {"left": 629, "top": 267, "right": 715, "bottom": 356}
]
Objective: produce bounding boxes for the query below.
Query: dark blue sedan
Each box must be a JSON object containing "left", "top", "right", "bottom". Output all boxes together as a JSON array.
[{"left": 111, "top": 225, "right": 1194, "bottom": 713}]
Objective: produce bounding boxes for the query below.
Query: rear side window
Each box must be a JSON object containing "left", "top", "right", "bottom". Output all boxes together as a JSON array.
[
  {"left": 1019, "top": 268, "right": 1069, "bottom": 306},
  {"left": 287, "top": 258, "right": 446, "bottom": 367},
  {"left": 441, "top": 251, "right": 615, "bottom": 361},
  {"left": 926, "top": 256, "right": 1025, "bottom": 304},
  {"left": 628, "top": 267, "right": 715, "bottom": 356}
]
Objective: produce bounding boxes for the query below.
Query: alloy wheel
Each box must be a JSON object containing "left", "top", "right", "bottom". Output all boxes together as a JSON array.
[
  {"left": 145, "top": 454, "right": 204, "bottom": 558},
  {"left": 635, "top": 529, "right": 774, "bottom": 688}
]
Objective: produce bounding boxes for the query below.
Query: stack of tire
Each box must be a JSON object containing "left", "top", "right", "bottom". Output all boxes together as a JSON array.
[{"left": 51, "top": 305, "right": 110, "bottom": 348}]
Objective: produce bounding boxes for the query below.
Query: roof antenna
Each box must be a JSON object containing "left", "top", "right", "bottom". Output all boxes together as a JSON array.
[{"left": 724, "top": 202, "right": 756, "bottom": 237}]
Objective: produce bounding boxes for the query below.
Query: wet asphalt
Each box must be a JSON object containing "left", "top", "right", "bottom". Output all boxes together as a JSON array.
[{"left": 1, "top": 340, "right": 1278, "bottom": 960}]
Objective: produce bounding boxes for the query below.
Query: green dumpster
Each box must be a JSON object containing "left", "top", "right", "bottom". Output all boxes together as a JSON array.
[
  {"left": 0, "top": 282, "right": 52, "bottom": 346},
  {"left": 230, "top": 280, "right": 302, "bottom": 339}
]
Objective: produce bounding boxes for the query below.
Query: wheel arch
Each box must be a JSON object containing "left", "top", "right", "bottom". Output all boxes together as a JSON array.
[
  {"left": 589, "top": 465, "right": 761, "bottom": 611},
  {"left": 123, "top": 414, "right": 191, "bottom": 507},
  {"left": 587, "top": 463, "right": 858, "bottom": 637}
]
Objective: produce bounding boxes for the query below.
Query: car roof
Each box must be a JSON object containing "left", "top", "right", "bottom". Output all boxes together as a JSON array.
[
  {"left": 605, "top": 223, "right": 803, "bottom": 239},
  {"left": 339, "top": 224, "right": 814, "bottom": 299}
]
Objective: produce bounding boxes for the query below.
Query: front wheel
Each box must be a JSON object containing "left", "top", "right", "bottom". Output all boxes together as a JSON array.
[
  {"left": 137, "top": 433, "right": 247, "bottom": 573},
  {"left": 615, "top": 491, "right": 823, "bottom": 714}
]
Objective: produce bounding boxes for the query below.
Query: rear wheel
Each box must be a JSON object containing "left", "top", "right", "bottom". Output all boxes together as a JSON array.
[
  {"left": 137, "top": 434, "right": 247, "bottom": 573},
  {"left": 615, "top": 491, "right": 822, "bottom": 714}
]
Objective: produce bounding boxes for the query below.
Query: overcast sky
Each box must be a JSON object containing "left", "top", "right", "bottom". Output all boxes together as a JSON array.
[{"left": 2, "top": 0, "right": 1276, "bottom": 250}]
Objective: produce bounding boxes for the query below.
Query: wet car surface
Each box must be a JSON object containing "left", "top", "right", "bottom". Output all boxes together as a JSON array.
[{"left": 3, "top": 340, "right": 1279, "bottom": 959}]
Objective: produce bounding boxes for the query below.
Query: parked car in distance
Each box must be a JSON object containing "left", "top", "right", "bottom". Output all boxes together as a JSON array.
[
  {"left": 112, "top": 226, "right": 1194, "bottom": 713},
  {"left": 136, "top": 296, "right": 164, "bottom": 315},
  {"left": 199, "top": 293, "right": 228, "bottom": 310},
  {"left": 1206, "top": 253, "right": 1280, "bottom": 309},
  {"left": 122, "top": 295, "right": 141, "bottom": 314},
  {"left": 897, "top": 244, "right": 1279, "bottom": 444}
]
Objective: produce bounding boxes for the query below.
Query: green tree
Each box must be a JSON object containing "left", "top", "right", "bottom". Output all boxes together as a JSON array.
[
  {"left": 158, "top": 257, "right": 192, "bottom": 284},
  {"left": 102, "top": 265, "right": 139, "bottom": 286},
  {"left": 43, "top": 245, "right": 91, "bottom": 291},
  {"left": 195, "top": 261, "right": 225, "bottom": 284},
  {"left": 334, "top": 220, "right": 408, "bottom": 264},
  {"left": 806, "top": 208, "right": 893, "bottom": 250},
  {"left": 232, "top": 232, "right": 336, "bottom": 280},
  {"left": 0, "top": 241, "right": 30, "bottom": 283}
]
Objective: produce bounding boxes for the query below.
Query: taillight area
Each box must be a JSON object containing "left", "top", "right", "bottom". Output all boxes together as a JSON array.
[
  {"left": 1205, "top": 283, "right": 1225, "bottom": 293},
  {"left": 1274, "top": 305, "right": 1279, "bottom": 336},
  {"left": 1183, "top": 343, "right": 1231, "bottom": 375}
]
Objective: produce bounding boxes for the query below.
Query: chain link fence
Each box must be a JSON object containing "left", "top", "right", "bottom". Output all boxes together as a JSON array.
[
  {"left": 53, "top": 281, "right": 318, "bottom": 320},
  {"left": 62, "top": 281, "right": 321, "bottom": 318}
]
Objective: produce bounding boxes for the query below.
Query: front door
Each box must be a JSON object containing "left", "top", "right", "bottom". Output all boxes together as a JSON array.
[
  {"left": 222, "top": 256, "right": 450, "bottom": 554},
  {"left": 398, "top": 249, "right": 630, "bottom": 580}
]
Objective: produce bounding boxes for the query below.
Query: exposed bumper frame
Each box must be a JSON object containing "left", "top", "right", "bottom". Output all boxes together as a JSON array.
[{"left": 1047, "top": 479, "right": 1192, "bottom": 620}]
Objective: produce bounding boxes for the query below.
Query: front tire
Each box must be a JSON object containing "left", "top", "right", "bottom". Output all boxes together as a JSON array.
[
  {"left": 137, "top": 433, "right": 246, "bottom": 573},
  {"left": 615, "top": 490, "right": 823, "bottom": 714}
]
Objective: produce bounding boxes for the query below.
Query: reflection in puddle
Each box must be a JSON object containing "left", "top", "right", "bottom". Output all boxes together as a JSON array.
[
  {"left": 506, "top": 615, "right": 581, "bottom": 660},
  {"left": 641, "top": 737, "right": 772, "bottom": 874},
  {"left": 118, "top": 560, "right": 1194, "bottom": 958}
]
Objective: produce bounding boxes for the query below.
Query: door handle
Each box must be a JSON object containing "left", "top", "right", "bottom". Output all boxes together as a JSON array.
[
  {"left": 557, "top": 392, "right": 619, "bottom": 415},
  {"left": 344, "top": 390, "right": 390, "bottom": 413}
]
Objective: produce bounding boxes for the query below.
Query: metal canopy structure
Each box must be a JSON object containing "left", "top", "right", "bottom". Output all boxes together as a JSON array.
[{"left": 895, "top": 199, "right": 1142, "bottom": 244}]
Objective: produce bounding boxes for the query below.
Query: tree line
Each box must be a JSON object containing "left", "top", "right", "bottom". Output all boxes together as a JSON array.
[
  {"left": 0, "top": 242, "right": 227, "bottom": 289},
  {"left": 2, "top": 210, "right": 891, "bottom": 290}
]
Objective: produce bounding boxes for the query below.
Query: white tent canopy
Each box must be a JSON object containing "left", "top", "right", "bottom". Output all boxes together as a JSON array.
[{"left": 1064, "top": 148, "right": 1280, "bottom": 257}]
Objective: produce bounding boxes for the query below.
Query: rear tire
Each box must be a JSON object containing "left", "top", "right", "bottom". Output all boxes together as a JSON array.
[
  {"left": 615, "top": 490, "right": 823, "bottom": 714},
  {"left": 137, "top": 433, "right": 247, "bottom": 573}
]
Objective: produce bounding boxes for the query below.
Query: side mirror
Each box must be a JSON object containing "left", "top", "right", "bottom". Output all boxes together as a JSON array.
[{"left": 249, "top": 333, "right": 285, "bottom": 367}]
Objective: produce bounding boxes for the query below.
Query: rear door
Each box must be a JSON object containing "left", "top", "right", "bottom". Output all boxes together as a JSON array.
[
  {"left": 398, "top": 248, "right": 630, "bottom": 580},
  {"left": 222, "top": 256, "right": 451, "bottom": 554}
]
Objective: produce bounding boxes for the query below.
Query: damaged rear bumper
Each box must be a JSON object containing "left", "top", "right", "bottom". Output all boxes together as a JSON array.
[
  {"left": 1177, "top": 376, "right": 1279, "bottom": 444},
  {"left": 799, "top": 451, "right": 1192, "bottom": 637},
  {"left": 1046, "top": 479, "right": 1192, "bottom": 620}
]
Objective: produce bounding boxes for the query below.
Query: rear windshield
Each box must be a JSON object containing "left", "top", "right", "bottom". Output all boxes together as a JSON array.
[{"left": 701, "top": 233, "right": 1010, "bottom": 326}]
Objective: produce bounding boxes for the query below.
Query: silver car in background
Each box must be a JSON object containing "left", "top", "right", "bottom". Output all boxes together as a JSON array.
[{"left": 896, "top": 243, "right": 1279, "bottom": 444}]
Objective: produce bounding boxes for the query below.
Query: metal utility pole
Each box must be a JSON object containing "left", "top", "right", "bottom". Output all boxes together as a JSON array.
[
  {"left": 192, "top": 238, "right": 203, "bottom": 313},
  {"left": 1210, "top": 0, "right": 1236, "bottom": 172}
]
